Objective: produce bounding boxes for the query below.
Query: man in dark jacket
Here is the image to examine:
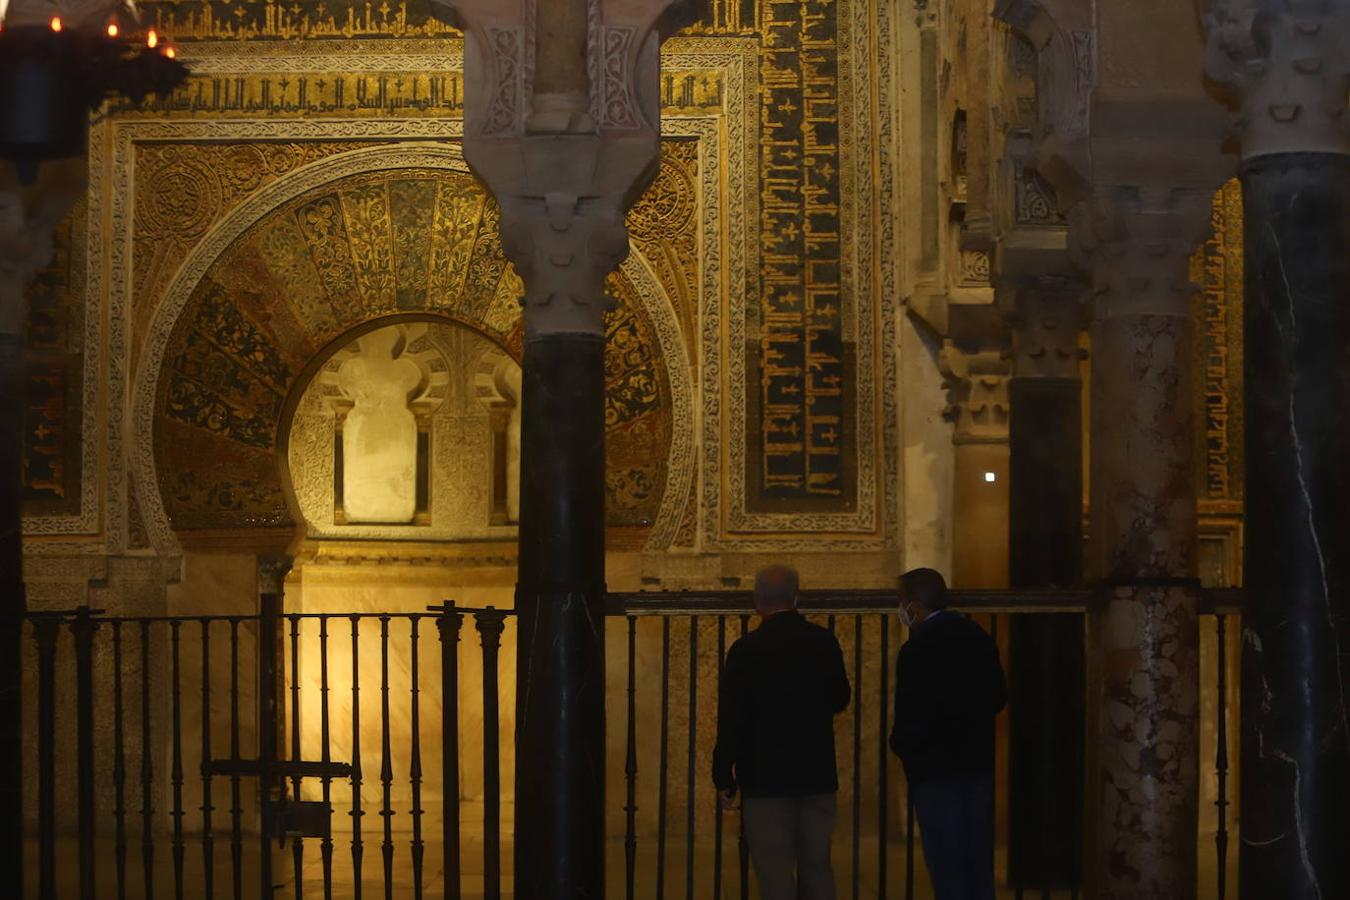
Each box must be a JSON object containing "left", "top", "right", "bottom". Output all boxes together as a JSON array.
[
  {"left": 890, "top": 567, "right": 1006, "bottom": 900},
  {"left": 713, "top": 565, "right": 852, "bottom": 900}
]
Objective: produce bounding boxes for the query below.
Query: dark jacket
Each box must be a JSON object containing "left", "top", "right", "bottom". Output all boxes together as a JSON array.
[
  {"left": 889, "top": 611, "right": 1006, "bottom": 785},
  {"left": 712, "top": 611, "right": 851, "bottom": 798}
]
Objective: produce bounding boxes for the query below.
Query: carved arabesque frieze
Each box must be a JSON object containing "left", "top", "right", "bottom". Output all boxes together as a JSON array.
[
  {"left": 1206, "top": 0, "right": 1350, "bottom": 158},
  {"left": 958, "top": 248, "right": 993, "bottom": 287},
  {"left": 1012, "top": 158, "right": 1064, "bottom": 226}
]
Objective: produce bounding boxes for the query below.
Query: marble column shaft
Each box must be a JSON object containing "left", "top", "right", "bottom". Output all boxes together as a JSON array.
[
  {"left": 1006, "top": 278, "right": 1086, "bottom": 890},
  {"left": 431, "top": 1, "right": 697, "bottom": 894},
  {"left": 1205, "top": 3, "right": 1350, "bottom": 895},
  {"left": 1079, "top": 194, "right": 1206, "bottom": 899},
  {"left": 1238, "top": 153, "right": 1350, "bottom": 900},
  {"left": 515, "top": 332, "right": 607, "bottom": 897}
]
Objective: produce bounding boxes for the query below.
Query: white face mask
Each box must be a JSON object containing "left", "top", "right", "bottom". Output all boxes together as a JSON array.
[{"left": 898, "top": 601, "right": 915, "bottom": 629}]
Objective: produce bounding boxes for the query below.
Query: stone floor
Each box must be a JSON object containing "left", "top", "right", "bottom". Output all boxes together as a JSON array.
[{"left": 24, "top": 820, "right": 1232, "bottom": 898}]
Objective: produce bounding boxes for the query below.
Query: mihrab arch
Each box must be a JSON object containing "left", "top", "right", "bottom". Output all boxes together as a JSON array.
[{"left": 130, "top": 144, "right": 694, "bottom": 552}]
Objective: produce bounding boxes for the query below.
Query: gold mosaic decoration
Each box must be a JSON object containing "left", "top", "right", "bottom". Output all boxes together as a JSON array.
[
  {"left": 22, "top": 2, "right": 1248, "bottom": 560},
  {"left": 155, "top": 166, "right": 675, "bottom": 532},
  {"left": 132, "top": 141, "right": 384, "bottom": 352},
  {"left": 1190, "top": 178, "right": 1245, "bottom": 510},
  {"left": 29, "top": 1, "right": 907, "bottom": 552}
]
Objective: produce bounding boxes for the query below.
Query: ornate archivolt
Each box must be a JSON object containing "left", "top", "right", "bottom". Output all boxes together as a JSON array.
[{"left": 129, "top": 142, "right": 694, "bottom": 551}]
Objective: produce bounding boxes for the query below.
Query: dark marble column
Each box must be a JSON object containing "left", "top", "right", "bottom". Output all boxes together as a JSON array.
[
  {"left": 1078, "top": 191, "right": 1209, "bottom": 899},
  {"left": 0, "top": 333, "right": 24, "bottom": 891},
  {"left": 1006, "top": 278, "right": 1085, "bottom": 891},
  {"left": 1238, "top": 153, "right": 1350, "bottom": 900},
  {"left": 437, "top": 5, "right": 719, "bottom": 895},
  {"left": 514, "top": 333, "right": 608, "bottom": 898},
  {"left": 0, "top": 171, "right": 80, "bottom": 891}
]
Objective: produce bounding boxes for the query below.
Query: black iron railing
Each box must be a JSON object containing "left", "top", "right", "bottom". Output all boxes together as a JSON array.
[
  {"left": 605, "top": 589, "right": 1241, "bottom": 900},
  {"left": 22, "top": 600, "right": 514, "bottom": 900},
  {"left": 21, "top": 588, "right": 1237, "bottom": 898}
]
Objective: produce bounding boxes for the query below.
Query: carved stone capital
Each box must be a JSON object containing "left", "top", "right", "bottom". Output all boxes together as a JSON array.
[
  {"left": 496, "top": 149, "right": 633, "bottom": 337},
  {"left": 939, "top": 343, "right": 1012, "bottom": 445},
  {"left": 1206, "top": 0, "right": 1350, "bottom": 158},
  {"left": 0, "top": 159, "right": 85, "bottom": 337},
  {"left": 1069, "top": 186, "right": 1214, "bottom": 321},
  {"left": 1005, "top": 275, "right": 1089, "bottom": 380},
  {"left": 255, "top": 554, "right": 294, "bottom": 596},
  {"left": 431, "top": 0, "right": 700, "bottom": 338}
]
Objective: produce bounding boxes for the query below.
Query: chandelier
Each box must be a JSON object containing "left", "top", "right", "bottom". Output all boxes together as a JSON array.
[{"left": 0, "top": 0, "right": 188, "bottom": 182}]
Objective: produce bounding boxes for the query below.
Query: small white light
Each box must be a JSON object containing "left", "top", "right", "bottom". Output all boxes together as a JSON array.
[{"left": 984, "top": 471, "right": 997, "bottom": 484}]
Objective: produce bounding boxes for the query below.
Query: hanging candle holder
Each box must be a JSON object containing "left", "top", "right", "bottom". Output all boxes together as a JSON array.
[{"left": 0, "top": 2, "right": 188, "bottom": 182}]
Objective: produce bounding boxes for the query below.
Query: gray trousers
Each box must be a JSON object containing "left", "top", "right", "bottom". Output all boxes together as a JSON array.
[{"left": 742, "top": 793, "right": 838, "bottom": 900}]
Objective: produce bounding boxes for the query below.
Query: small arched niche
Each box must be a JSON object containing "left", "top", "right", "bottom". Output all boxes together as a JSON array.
[{"left": 287, "top": 320, "right": 521, "bottom": 541}]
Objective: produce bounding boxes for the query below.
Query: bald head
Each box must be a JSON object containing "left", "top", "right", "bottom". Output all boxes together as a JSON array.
[{"left": 754, "top": 565, "right": 800, "bottom": 617}]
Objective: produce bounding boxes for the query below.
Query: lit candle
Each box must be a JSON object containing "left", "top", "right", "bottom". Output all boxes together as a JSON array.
[
  {"left": 165, "top": 47, "right": 176, "bottom": 58},
  {"left": 107, "top": 23, "right": 119, "bottom": 37},
  {"left": 147, "top": 29, "right": 158, "bottom": 48},
  {"left": 50, "top": 16, "right": 62, "bottom": 31}
]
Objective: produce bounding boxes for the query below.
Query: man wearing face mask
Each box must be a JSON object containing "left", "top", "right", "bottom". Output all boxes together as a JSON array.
[{"left": 890, "top": 567, "right": 1006, "bottom": 900}]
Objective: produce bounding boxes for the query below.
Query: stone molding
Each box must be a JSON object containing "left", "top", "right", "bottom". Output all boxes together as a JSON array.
[{"left": 1206, "top": 0, "right": 1350, "bottom": 159}]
